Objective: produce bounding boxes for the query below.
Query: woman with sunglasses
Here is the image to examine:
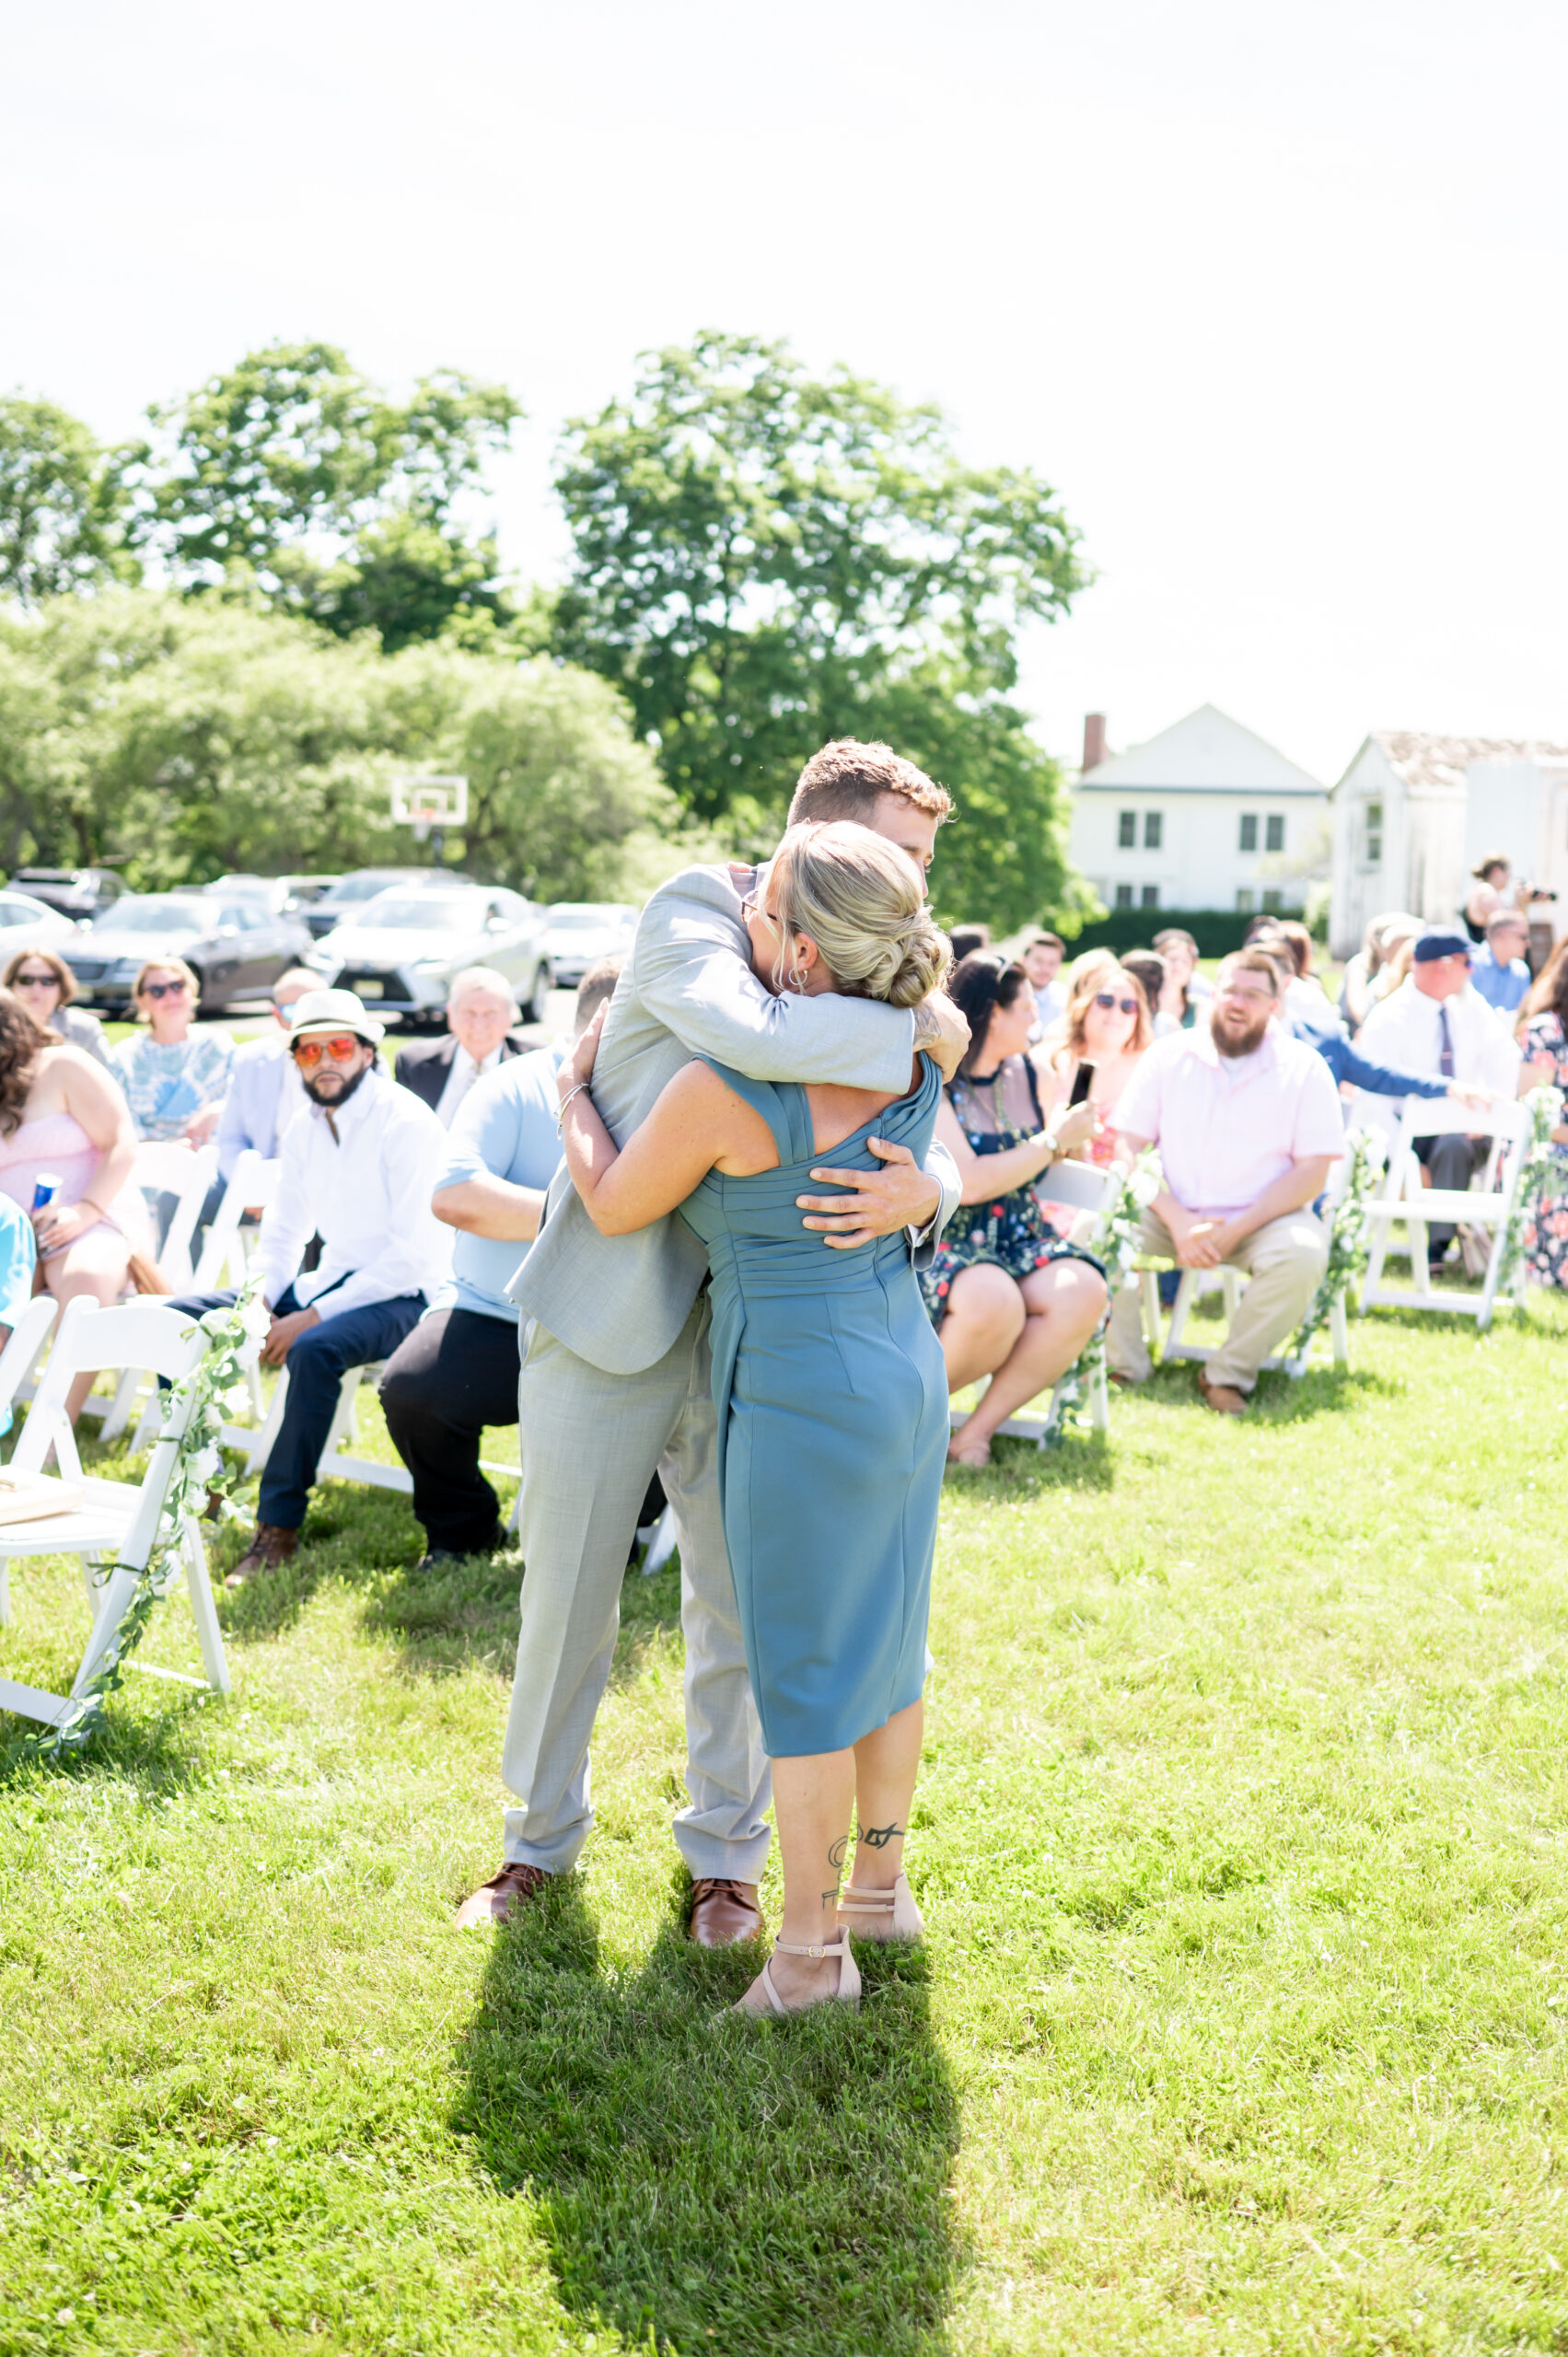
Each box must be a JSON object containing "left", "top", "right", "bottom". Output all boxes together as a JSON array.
[
  {"left": 111, "top": 957, "right": 235, "bottom": 1249},
  {"left": 920, "top": 952, "right": 1109, "bottom": 1470},
  {"left": 0, "top": 985, "right": 145, "bottom": 1413},
  {"left": 1037, "top": 960, "right": 1154, "bottom": 1167},
  {"left": 1, "top": 947, "right": 113, "bottom": 1069}
]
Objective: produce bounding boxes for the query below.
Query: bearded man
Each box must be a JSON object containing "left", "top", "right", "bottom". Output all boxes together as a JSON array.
[
  {"left": 167, "top": 988, "right": 451, "bottom": 1581},
  {"left": 1105, "top": 946, "right": 1344, "bottom": 1413}
]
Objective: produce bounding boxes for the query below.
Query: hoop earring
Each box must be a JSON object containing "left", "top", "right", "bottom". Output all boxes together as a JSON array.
[{"left": 787, "top": 959, "right": 809, "bottom": 994}]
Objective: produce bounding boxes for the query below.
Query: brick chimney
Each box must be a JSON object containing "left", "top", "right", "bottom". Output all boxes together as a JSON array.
[{"left": 1082, "top": 713, "right": 1108, "bottom": 772}]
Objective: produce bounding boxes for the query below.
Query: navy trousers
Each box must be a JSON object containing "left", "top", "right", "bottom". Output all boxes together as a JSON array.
[{"left": 168, "top": 1283, "right": 425, "bottom": 1530}]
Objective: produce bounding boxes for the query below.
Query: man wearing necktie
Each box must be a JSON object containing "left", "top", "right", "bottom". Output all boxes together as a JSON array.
[
  {"left": 1356, "top": 926, "right": 1522, "bottom": 1273},
  {"left": 393, "top": 968, "right": 528, "bottom": 1128}
]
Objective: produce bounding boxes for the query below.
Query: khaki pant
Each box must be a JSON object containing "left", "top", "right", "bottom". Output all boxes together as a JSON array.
[
  {"left": 501, "top": 1295, "right": 771, "bottom": 1882},
  {"left": 1108, "top": 1208, "right": 1329, "bottom": 1394}
]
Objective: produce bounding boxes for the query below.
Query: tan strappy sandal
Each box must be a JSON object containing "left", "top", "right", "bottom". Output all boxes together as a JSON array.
[
  {"left": 736, "top": 1929, "right": 862, "bottom": 2015},
  {"left": 838, "top": 1871, "right": 925, "bottom": 1943}
]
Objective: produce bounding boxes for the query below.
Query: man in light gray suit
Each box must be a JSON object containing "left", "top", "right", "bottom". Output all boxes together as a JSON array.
[{"left": 457, "top": 742, "right": 969, "bottom": 1944}]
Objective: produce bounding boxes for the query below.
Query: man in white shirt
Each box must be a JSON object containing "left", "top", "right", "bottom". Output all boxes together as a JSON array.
[
  {"left": 169, "top": 989, "right": 451, "bottom": 1582},
  {"left": 1022, "top": 933, "right": 1067, "bottom": 1035},
  {"left": 1355, "top": 927, "right": 1521, "bottom": 1267},
  {"left": 1107, "top": 948, "right": 1346, "bottom": 1412},
  {"left": 393, "top": 968, "right": 528, "bottom": 1130}
]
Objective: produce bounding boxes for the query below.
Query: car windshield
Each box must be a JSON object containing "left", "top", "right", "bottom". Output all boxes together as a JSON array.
[
  {"left": 322, "top": 874, "right": 404, "bottom": 906},
  {"left": 107, "top": 897, "right": 206, "bottom": 935},
  {"left": 354, "top": 896, "right": 482, "bottom": 931},
  {"left": 549, "top": 908, "right": 616, "bottom": 931}
]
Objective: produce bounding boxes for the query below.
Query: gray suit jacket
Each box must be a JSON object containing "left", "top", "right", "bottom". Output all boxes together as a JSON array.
[{"left": 511, "top": 861, "right": 960, "bottom": 1374}]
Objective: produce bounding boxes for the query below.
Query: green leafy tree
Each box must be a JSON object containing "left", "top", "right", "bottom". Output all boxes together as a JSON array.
[
  {"left": 125, "top": 343, "right": 522, "bottom": 647},
  {"left": 552, "top": 331, "right": 1088, "bottom": 926},
  {"left": 0, "top": 397, "right": 133, "bottom": 606}
]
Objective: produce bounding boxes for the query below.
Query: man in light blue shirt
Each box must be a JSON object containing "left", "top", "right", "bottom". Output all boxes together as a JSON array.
[
  {"left": 379, "top": 962, "right": 620, "bottom": 1566},
  {"left": 1469, "top": 910, "right": 1532, "bottom": 1018}
]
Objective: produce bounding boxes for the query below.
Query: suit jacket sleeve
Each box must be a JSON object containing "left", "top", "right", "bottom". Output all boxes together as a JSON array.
[{"left": 634, "top": 868, "right": 917, "bottom": 1094}]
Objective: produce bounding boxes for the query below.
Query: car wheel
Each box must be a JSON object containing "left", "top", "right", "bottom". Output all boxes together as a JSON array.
[{"left": 524, "top": 962, "right": 553, "bottom": 1024}]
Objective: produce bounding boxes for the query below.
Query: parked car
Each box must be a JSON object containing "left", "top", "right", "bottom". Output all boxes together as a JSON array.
[
  {"left": 302, "top": 866, "right": 449, "bottom": 940},
  {"left": 61, "top": 892, "right": 315, "bottom": 1015},
  {"left": 10, "top": 866, "right": 127, "bottom": 923},
  {"left": 541, "top": 902, "right": 638, "bottom": 988},
  {"left": 0, "top": 891, "right": 81, "bottom": 949},
  {"left": 307, "top": 883, "right": 552, "bottom": 1024}
]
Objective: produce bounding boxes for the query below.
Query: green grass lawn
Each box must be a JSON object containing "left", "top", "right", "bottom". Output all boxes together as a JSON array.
[{"left": 4, "top": 1293, "right": 1568, "bottom": 2356}]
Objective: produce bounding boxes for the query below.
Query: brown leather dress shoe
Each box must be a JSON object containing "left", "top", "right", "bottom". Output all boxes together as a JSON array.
[
  {"left": 688, "top": 1875, "right": 763, "bottom": 1947},
  {"left": 224, "top": 1523, "right": 299, "bottom": 1588},
  {"left": 1197, "top": 1370, "right": 1249, "bottom": 1416},
  {"left": 454, "top": 1861, "right": 553, "bottom": 1927}
]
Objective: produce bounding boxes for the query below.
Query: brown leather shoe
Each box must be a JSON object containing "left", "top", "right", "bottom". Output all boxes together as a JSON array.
[
  {"left": 1197, "top": 1370, "right": 1249, "bottom": 1416},
  {"left": 688, "top": 1875, "right": 763, "bottom": 1947},
  {"left": 454, "top": 1861, "right": 553, "bottom": 1928},
  {"left": 224, "top": 1523, "right": 299, "bottom": 1588}
]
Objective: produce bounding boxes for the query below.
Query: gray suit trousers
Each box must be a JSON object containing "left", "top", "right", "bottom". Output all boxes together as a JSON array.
[{"left": 502, "top": 1295, "right": 772, "bottom": 1881}]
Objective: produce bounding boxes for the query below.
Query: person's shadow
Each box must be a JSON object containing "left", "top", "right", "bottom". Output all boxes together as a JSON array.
[{"left": 453, "top": 1874, "right": 964, "bottom": 2353}]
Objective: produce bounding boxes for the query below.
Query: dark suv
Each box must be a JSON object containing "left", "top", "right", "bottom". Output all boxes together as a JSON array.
[{"left": 11, "top": 867, "right": 127, "bottom": 922}]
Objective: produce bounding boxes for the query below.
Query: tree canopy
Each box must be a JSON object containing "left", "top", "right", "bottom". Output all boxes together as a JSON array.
[
  {"left": 551, "top": 331, "right": 1089, "bottom": 926},
  {"left": 0, "top": 398, "right": 132, "bottom": 606}
]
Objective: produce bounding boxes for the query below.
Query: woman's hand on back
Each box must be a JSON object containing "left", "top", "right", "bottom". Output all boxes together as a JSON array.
[{"left": 562, "top": 1000, "right": 608, "bottom": 1098}]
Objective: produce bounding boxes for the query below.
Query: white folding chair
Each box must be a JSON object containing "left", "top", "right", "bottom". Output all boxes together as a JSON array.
[
  {"left": 0, "top": 1296, "right": 228, "bottom": 1733},
  {"left": 132, "top": 1139, "right": 219, "bottom": 1292},
  {"left": 192, "top": 1151, "right": 281, "bottom": 1293},
  {"left": 1359, "top": 1098, "right": 1530, "bottom": 1329},
  {"left": 0, "top": 1296, "right": 58, "bottom": 1450},
  {"left": 947, "top": 1159, "right": 1119, "bottom": 1450}
]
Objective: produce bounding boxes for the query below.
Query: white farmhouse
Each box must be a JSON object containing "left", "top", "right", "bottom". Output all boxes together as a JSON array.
[
  {"left": 1068, "top": 705, "right": 1329, "bottom": 919},
  {"left": 1328, "top": 733, "right": 1568, "bottom": 958}
]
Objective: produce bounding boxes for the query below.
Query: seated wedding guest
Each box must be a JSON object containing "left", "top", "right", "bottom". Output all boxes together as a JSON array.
[
  {"left": 1516, "top": 937, "right": 1568, "bottom": 1288},
  {"left": 1037, "top": 957, "right": 1153, "bottom": 1165},
  {"left": 1021, "top": 933, "right": 1067, "bottom": 1033},
  {"left": 1470, "top": 909, "right": 1532, "bottom": 1017},
  {"left": 380, "top": 959, "right": 623, "bottom": 1569},
  {"left": 1151, "top": 926, "right": 1209, "bottom": 1026},
  {"left": 1249, "top": 918, "right": 1333, "bottom": 1028},
  {"left": 113, "top": 955, "right": 235, "bottom": 1248},
  {"left": 393, "top": 967, "right": 529, "bottom": 1128},
  {"left": 1106, "top": 949, "right": 1344, "bottom": 1414},
  {"left": 167, "top": 989, "right": 450, "bottom": 1585},
  {"left": 0, "top": 985, "right": 146, "bottom": 1417},
  {"left": 1338, "top": 911, "right": 1419, "bottom": 1034},
  {"left": 3, "top": 946, "right": 112, "bottom": 1068},
  {"left": 1356, "top": 928, "right": 1520, "bottom": 1271},
  {"left": 923, "top": 953, "right": 1105, "bottom": 1470},
  {"left": 948, "top": 924, "right": 990, "bottom": 964},
  {"left": 184, "top": 966, "right": 318, "bottom": 1257},
  {"left": 1121, "top": 950, "right": 1178, "bottom": 1036}
]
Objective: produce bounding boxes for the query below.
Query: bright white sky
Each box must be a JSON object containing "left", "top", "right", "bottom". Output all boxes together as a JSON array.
[{"left": 4, "top": 0, "right": 1563, "bottom": 787}]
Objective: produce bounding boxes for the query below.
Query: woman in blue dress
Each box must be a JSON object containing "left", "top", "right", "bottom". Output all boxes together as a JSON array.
[{"left": 560, "top": 822, "right": 949, "bottom": 2017}]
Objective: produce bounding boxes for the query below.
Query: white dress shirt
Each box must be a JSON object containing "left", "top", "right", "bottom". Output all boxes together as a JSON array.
[
  {"left": 1354, "top": 979, "right": 1520, "bottom": 1133},
  {"left": 435, "top": 1043, "right": 502, "bottom": 1130},
  {"left": 256, "top": 1064, "right": 453, "bottom": 1317},
  {"left": 215, "top": 1033, "right": 307, "bottom": 1179}
]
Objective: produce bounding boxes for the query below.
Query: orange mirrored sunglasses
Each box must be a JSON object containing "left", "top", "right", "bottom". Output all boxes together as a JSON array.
[{"left": 291, "top": 1033, "right": 364, "bottom": 1067}]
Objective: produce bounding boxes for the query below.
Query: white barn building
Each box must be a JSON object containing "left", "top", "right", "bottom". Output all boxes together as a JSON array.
[
  {"left": 1328, "top": 733, "right": 1568, "bottom": 958},
  {"left": 1068, "top": 705, "right": 1330, "bottom": 920}
]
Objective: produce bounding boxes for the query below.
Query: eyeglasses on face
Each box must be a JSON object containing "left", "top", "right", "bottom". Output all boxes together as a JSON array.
[
  {"left": 13, "top": 970, "right": 60, "bottom": 989},
  {"left": 292, "top": 1033, "right": 363, "bottom": 1067},
  {"left": 1092, "top": 992, "right": 1140, "bottom": 1016},
  {"left": 142, "top": 978, "right": 190, "bottom": 1001}
]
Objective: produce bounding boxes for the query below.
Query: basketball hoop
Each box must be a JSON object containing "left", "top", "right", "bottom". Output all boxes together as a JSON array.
[{"left": 390, "top": 773, "right": 468, "bottom": 861}]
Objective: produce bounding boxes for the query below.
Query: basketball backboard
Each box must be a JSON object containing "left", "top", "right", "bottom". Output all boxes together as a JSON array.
[{"left": 390, "top": 773, "right": 469, "bottom": 840}]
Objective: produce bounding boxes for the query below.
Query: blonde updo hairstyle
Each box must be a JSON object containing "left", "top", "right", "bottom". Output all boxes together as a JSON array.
[{"left": 767, "top": 821, "right": 948, "bottom": 1010}]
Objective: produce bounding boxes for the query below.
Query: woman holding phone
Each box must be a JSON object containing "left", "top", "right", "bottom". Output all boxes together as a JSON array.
[
  {"left": 1036, "top": 958, "right": 1154, "bottom": 1167},
  {"left": 921, "top": 953, "right": 1108, "bottom": 1469}
]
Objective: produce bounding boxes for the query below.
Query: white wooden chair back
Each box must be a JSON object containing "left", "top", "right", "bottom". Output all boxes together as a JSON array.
[
  {"left": 192, "top": 1151, "right": 280, "bottom": 1291},
  {"left": 0, "top": 1295, "right": 57, "bottom": 1446},
  {"left": 1360, "top": 1096, "right": 1530, "bottom": 1328},
  {"left": 950, "top": 1158, "right": 1124, "bottom": 1451},
  {"left": 132, "top": 1140, "right": 218, "bottom": 1291}
]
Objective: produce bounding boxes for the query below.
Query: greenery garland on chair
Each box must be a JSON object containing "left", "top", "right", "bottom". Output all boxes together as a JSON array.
[
  {"left": 1494, "top": 1085, "right": 1565, "bottom": 1296},
  {"left": 1053, "top": 1148, "right": 1162, "bottom": 1430},
  {"left": 23, "top": 1284, "right": 266, "bottom": 1762},
  {"left": 1287, "top": 1125, "right": 1380, "bottom": 1362}
]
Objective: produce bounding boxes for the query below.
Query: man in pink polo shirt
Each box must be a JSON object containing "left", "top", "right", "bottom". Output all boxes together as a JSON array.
[{"left": 1107, "top": 946, "right": 1345, "bottom": 1413}]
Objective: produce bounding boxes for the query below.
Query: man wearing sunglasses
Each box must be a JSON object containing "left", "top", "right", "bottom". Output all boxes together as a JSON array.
[{"left": 166, "top": 988, "right": 451, "bottom": 1583}]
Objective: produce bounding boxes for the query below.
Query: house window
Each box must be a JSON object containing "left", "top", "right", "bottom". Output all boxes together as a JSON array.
[
  {"left": 1117, "top": 811, "right": 1137, "bottom": 849},
  {"left": 1140, "top": 884, "right": 1159, "bottom": 909},
  {"left": 1114, "top": 883, "right": 1134, "bottom": 910},
  {"left": 1144, "top": 811, "right": 1163, "bottom": 851},
  {"left": 1365, "top": 800, "right": 1383, "bottom": 865},
  {"left": 1262, "top": 888, "right": 1283, "bottom": 911},
  {"left": 1265, "top": 815, "right": 1284, "bottom": 853},
  {"left": 1236, "top": 888, "right": 1255, "bottom": 913},
  {"left": 1238, "top": 814, "right": 1258, "bottom": 853}
]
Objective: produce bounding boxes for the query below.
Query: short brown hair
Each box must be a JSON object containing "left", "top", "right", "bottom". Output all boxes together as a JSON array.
[
  {"left": 2, "top": 945, "right": 75, "bottom": 1004},
  {"left": 1218, "top": 947, "right": 1286, "bottom": 995},
  {"left": 574, "top": 958, "right": 621, "bottom": 1035},
  {"left": 787, "top": 739, "right": 952, "bottom": 829}
]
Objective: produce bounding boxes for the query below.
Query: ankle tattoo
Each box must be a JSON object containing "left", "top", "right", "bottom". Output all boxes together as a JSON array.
[{"left": 855, "top": 1819, "right": 904, "bottom": 1851}]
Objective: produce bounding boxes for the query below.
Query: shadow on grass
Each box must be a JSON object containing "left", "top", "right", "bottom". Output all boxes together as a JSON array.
[
  {"left": 0, "top": 1683, "right": 216, "bottom": 1788},
  {"left": 454, "top": 1872, "right": 963, "bottom": 2357},
  {"left": 215, "top": 1483, "right": 422, "bottom": 1644},
  {"left": 361, "top": 1544, "right": 684, "bottom": 1689}
]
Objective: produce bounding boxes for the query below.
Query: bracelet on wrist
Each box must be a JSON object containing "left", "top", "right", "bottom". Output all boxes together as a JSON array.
[{"left": 556, "top": 1080, "right": 590, "bottom": 1133}]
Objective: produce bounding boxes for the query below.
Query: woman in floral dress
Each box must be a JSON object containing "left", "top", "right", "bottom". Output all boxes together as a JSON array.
[
  {"left": 922, "top": 953, "right": 1107, "bottom": 1469},
  {"left": 1516, "top": 942, "right": 1568, "bottom": 1287}
]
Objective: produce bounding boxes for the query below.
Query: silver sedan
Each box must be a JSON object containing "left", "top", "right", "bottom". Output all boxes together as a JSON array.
[{"left": 307, "top": 884, "right": 553, "bottom": 1025}]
